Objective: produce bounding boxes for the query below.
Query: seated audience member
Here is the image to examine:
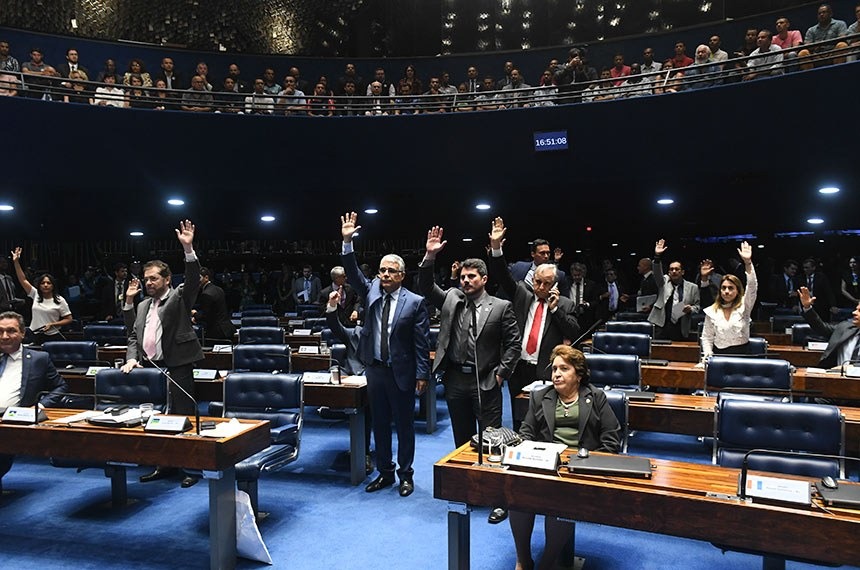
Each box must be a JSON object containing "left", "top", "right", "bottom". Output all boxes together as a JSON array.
[
  {"left": 287, "top": 66, "right": 310, "bottom": 94},
  {"left": 708, "top": 35, "right": 729, "bottom": 65},
  {"left": 307, "top": 82, "right": 334, "bottom": 116},
  {"left": 733, "top": 28, "right": 760, "bottom": 69},
  {"left": 582, "top": 68, "right": 617, "bottom": 101},
  {"left": 244, "top": 78, "right": 275, "bottom": 114},
  {"left": 453, "top": 83, "right": 474, "bottom": 112},
  {"left": 609, "top": 54, "right": 631, "bottom": 86},
  {"left": 0, "top": 71, "right": 18, "bottom": 96},
  {"left": 421, "top": 77, "right": 447, "bottom": 113},
  {"left": 11, "top": 247, "right": 73, "bottom": 345},
  {"left": 616, "top": 63, "right": 652, "bottom": 97},
  {"left": 553, "top": 47, "right": 598, "bottom": 88},
  {"left": 127, "top": 74, "right": 154, "bottom": 108},
  {"left": 510, "top": 345, "right": 620, "bottom": 570},
  {"left": 670, "top": 41, "right": 694, "bottom": 68},
  {"left": 193, "top": 61, "right": 213, "bottom": 91},
  {"left": 398, "top": 64, "right": 422, "bottom": 100},
  {"left": 744, "top": 29, "right": 784, "bottom": 80},
  {"left": 316, "top": 75, "right": 335, "bottom": 97},
  {"left": 123, "top": 59, "right": 152, "bottom": 87},
  {"left": 393, "top": 82, "right": 418, "bottom": 115},
  {"left": 154, "top": 56, "right": 184, "bottom": 90},
  {"left": 640, "top": 47, "right": 663, "bottom": 76},
  {"left": 95, "top": 58, "right": 122, "bottom": 84},
  {"left": 799, "top": 286, "right": 860, "bottom": 368},
  {"left": 683, "top": 45, "right": 722, "bottom": 90},
  {"left": 772, "top": 16, "right": 804, "bottom": 56},
  {"left": 364, "top": 81, "right": 390, "bottom": 116},
  {"left": 63, "top": 69, "right": 91, "bottom": 104},
  {"left": 0, "top": 310, "right": 69, "bottom": 492},
  {"left": 439, "top": 72, "right": 457, "bottom": 96},
  {"left": 224, "top": 63, "right": 250, "bottom": 94},
  {"left": 337, "top": 63, "right": 364, "bottom": 96},
  {"left": 337, "top": 80, "right": 362, "bottom": 115},
  {"left": 152, "top": 79, "right": 177, "bottom": 110},
  {"left": 528, "top": 75, "right": 558, "bottom": 107},
  {"left": 181, "top": 75, "right": 214, "bottom": 112},
  {"left": 841, "top": 257, "right": 860, "bottom": 307},
  {"left": 798, "top": 3, "right": 849, "bottom": 69},
  {"left": 701, "top": 242, "right": 756, "bottom": 360},
  {"left": 849, "top": 5, "right": 860, "bottom": 61},
  {"left": 216, "top": 77, "right": 243, "bottom": 113},
  {"left": 277, "top": 75, "right": 306, "bottom": 115},
  {"left": 92, "top": 74, "right": 127, "bottom": 107},
  {"left": 20, "top": 48, "right": 51, "bottom": 98},
  {"left": 0, "top": 40, "right": 20, "bottom": 72},
  {"left": 498, "top": 68, "right": 532, "bottom": 108},
  {"left": 262, "top": 68, "right": 280, "bottom": 96},
  {"left": 366, "top": 67, "right": 396, "bottom": 97},
  {"left": 474, "top": 77, "right": 501, "bottom": 110}
]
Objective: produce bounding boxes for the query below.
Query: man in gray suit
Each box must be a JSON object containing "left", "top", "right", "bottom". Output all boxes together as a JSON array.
[
  {"left": 800, "top": 286, "right": 860, "bottom": 369},
  {"left": 648, "top": 239, "right": 700, "bottom": 341},
  {"left": 121, "top": 220, "right": 204, "bottom": 487}
]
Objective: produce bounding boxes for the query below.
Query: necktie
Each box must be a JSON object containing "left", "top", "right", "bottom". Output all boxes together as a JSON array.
[
  {"left": 676, "top": 283, "right": 683, "bottom": 303},
  {"left": 380, "top": 294, "right": 391, "bottom": 363},
  {"left": 786, "top": 276, "right": 792, "bottom": 295},
  {"left": 808, "top": 275, "right": 814, "bottom": 295},
  {"left": 143, "top": 298, "right": 161, "bottom": 359},
  {"left": 0, "top": 353, "right": 8, "bottom": 377},
  {"left": 609, "top": 283, "right": 618, "bottom": 311},
  {"left": 338, "top": 286, "right": 345, "bottom": 307},
  {"left": 851, "top": 330, "right": 860, "bottom": 363},
  {"left": 526, "top": 299, "right": 545, "bottom": 355},
  {"left": 575, "top": 282, "right": 582, "bottom": 306}
]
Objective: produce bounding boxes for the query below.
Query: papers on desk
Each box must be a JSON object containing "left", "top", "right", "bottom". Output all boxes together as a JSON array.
[
  {"left": 193, "top": 369, "right": 218, "bottom": 380},
  {"left": 292, "top": 328, "right": 312, "bottom": 336},
  {"left": 87, "top": 408, "right": 143, "bottom": 427},
  {"left": 199, "top": 417, "right": 252, "bottom": 439},
  {"left": 49, "top": 410, "right": 101, "bottom": 424},
  {"left": 302, "top": 372, "right": 332, "bottom": 384},
  {"left": 212, "top": 344, "right": 233, "bottom": 353},
  {"left": 342, "top": 375, "right": 367, "bottom": 387},
  {"left": 86, "top": 366, "right": 110, "bottom": 376},
  {"left": 522, "top": 380, "right": 552, "bottom": 393}
]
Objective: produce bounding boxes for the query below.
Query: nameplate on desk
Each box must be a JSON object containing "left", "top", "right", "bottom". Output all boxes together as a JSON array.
[
  {"left": 86, "top": 366, "right": 109, "bottom": 376},
  {"left": 193, "top": 369, "right": 218, "bottom": 380},
  {"left": 298, "top": 345, "right": 320, "bottom": 354},
  {"left": 503, "top": 441, "right": 565, "bottom": 471},
  {"left": 144, "top": 414, "right": 192, "bottom": 433},
  {"left": 284, "top": 312, "right": 298, "bottom": 318},
  {"left": 292, "top": 328, "right": 312, "bottom": 336},
  {"left": 845, "top": 365, "right": 860, "bottom": 378},
  {"left": 806, "top": 341, "right": 828, "bottom": 351},
  {"left": 2, "top": 406, "right": 46, "bottom": 424},
  {"left": 744, "top": 474, "right": 810, "bottom": 505},
  {"left": 784, "top": 327, "right": 793, "bottom": 335},
  {"left": 211, "top": 344, "right": 233, "bottom": 353},
  {"left": 288, "top": 320, "right": 305, "bottom": 327},
  {"left": 302, "top": 371, "right": 332, "bottom": 384}
]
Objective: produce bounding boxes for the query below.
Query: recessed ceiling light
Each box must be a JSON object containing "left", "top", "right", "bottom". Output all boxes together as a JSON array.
[
  {"left": 475, "top": 203, "right": 491, "bottom": 210},
  {"left": 364, "top": 208, "right": 378, "bottom": 214},
  {"left": 129, "top": 231, "right": 144, "bottom": 237},
  {"left": 818, "top": 187, "right": 840, "bottom": 194},
  {"left": 657, "top": 198, "right": 674, "bottom": 205},
  {"left": 757, "top": 244, "right": 765, "bottom": 249},
  {"left": 260, "top": 215, "right": 275, "bottom": 222},
  {"left": 819, "top": 239, "right": 825, "bottom": 243},
  {"left": 611, "top": 243, "right": 619, "bottom": 247},
  {"left": 167, "top": 198, "right": 185, "bottom": 206},
  {"left": 0, "top": 204, "right": 13, "bottom": 211},
  {"left": 462, "top": 238, "right": 473, "bottom": 242},
  {"left": 807, "top": 218, "right": 824, "bottom": 224}
]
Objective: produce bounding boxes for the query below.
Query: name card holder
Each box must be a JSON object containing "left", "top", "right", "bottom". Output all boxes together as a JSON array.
[
  {"left": 144, "top": 415, "right": 192, "bottom": 434},
  {"left": 1, "top": 406, "right": 47, "bottom": 424},
  {"left": 298, "top": 345, "right": 320, "bottom": 354},
  {"left": 503, "top": 441, "right": 565, "bottom": 471},
  {"left": 292, "top": 328, "right": 312, "bottom": 336},
  {"left": 743, "top": 474, "right": 811, "bottom": 505}
]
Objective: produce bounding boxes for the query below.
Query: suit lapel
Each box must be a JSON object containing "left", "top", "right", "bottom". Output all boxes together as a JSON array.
[
  {"left": 475, "top": 296, "right": 493, "bottom": 338},
  {"left": 391, "top": 288, "right": 407, "bottom": 331},
  {"left": 20, "top": 348, "right": 32, "bottom": 402},
  {"left": 541, "top": 388, "right": 557, "bottom": 436},
  {"left": 578, "top": 387, "right": 593, "bottom": 436}
]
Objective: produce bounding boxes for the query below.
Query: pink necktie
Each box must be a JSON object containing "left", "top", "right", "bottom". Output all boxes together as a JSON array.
[{"left": 143, "top": 298, "right": 160, "bottom": 358}]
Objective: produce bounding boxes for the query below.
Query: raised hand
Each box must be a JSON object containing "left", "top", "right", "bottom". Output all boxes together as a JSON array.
[
  {"left": 553, "top": 247, "right": 564, "bottom": 263},
  {"left": 328, "top": 289, "right": 340, "bottom": 307},
  {"left": 737, "top": 241, "right": 753, "bottom": 265},
  {"left": 425, "top": 225, "right": 447, "bottom": 258},
  {"left": 450, "top": 260, "right": 462, "bottom": 280},
  {"left": 488, "top": 217, "right": 506, "bottom": 249},
  {"left": 798, "top": 286, "right": 815, "bottom": 309},
  {"left": 654, "top": 239, "right": 667, "bottom": 256},
  {"left": 700, "top": 259, "right": 714, "bottom": 279},
  {"left": 125, "top": 277, "right": 141, "bottom": 300},
  {"left": 175, "top": 219, "right": 195, "bottom": 251},
  {"left": 10, "top": 247, "right": 21, "bottom": 262},
  {"left": 341, "top": 211, "right": 361, "bottom": 242}
]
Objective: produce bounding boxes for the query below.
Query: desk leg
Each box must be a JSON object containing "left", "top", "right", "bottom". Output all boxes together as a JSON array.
[
  {"left": 105, "top": 464, "right": 127, "bottom": 508},
  {"left": 425, "top": 380, "right": 437, "bottom": 434},
  {"left": 347, "top": 407, "right": 366, "bottom": 486},
  {"left": 447, "top": 502, "right": 470, "bottom": 570},
  {"left": 207, "top": 467, "right": 237, "bottom": 570},
  {"left": 762, "top": 556, "right": 786, "bottom": 570}
]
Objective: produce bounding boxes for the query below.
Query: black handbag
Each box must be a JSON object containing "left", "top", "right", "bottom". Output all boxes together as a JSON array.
[{"left": 470, "top": 426, "right": 522, "bottom": 451}]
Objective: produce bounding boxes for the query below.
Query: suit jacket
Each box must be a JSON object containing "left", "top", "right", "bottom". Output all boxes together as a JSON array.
[
  {"left": 698, "top": 272, "right": 723, "bottom": 310},
  {"left": 520, "top": 384, "right": 620, "bottom": 452},
  {"left": 770, "top": 273, "right": 799, "bottom": 309},
  {"left": 342, "top": 251, "right": 430, "bottom": 390},
  {"left": 153, "top": 70, "right": 185, "bottom": 90},
  {"left": 594, "top": 280, "right": 628, "bottom": 322},
  {"left": 637, "top": 272, "right": 659, "bottom": 297},
  {"left": 17, "top": 347, "right": 68, "bottom": 407},
  {"left": 100, "top": 278, "right": 128, "bottom": 320},
  {"left": 648, "top": 258, "right": 701, "bottom": 337},
  {"left": 125, "top": 258, "right": 204, "bottom": 368},
  {"left": 802, "top": 306, "right": 858, "bottom": 368},
  {"left": 803, "top": 272, "right": 836, "bottom": 321},
  {"left": 57, "top": 63, "right": 89, "bottom": 79},
  {"left": 195, "top": 281, "right": 235, "bottom": 340},
  {"left": 489, "top": 253, "right": 580, "bottom": 378},
  {"left": 0, "top": 273, "right": 21, "bottom": 312},
  {"left": 419, "top": 259, "right": 520, "bottom": 390},
  {"left": 318, "top": 283, "right": 361, "bottom": 326},
  {"left": 292, "top": 275, "right": 322, "bottom": 305},
  {"left": 509, "top": 260, "right": 571, "bottom": 297},
  {"left": 324, "top": 308, "right": 365, "bottom": 376}
]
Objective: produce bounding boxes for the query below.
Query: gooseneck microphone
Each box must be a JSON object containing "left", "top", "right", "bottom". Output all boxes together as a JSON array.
[
  {"left": 738, "top": 448, "right": 853, "bottom": 500},
  {"left": 572, "top": 319, "right": 605, "bottom": 349},
  {"left": 140, "top": 354, "right": 201, "bottom": 435}
]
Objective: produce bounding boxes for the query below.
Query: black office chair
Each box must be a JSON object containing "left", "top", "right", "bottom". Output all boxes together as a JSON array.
[
  {"left": 605, "top": 321, "right": 654, "bottom": 336},
  {"left": 238, "top": 326, "right": 285, "bottom": 345},
  {"left": 591, "top": 331, "right": 651, "bottom": 359},
  {"left": 241, "top": 316, "right": 279, "bottom": 328},
  {"left": 704, "top": 356, "right": 792, "bottom": 400},
  {"left": 83, "top": 323, "right": 127, "bottom": 346},
  {"left": 747, "top": 337, "right": 768, "bottom": 355},
  {"left": 791, "top": 323, "right": 826, "bottom": 346},
  {"left": 233, "top": 344, "right": 291, "bottom": 373},
  {"left": 297, "top": 304, "right": 321, "bottom": 318},
  {"left": 221, "top": 372, "right": 304, "bottom": 518},
  {"left": 602, "top": 389, "right": 629, "bottom": 453},
  {"left": 304, "top": 317, "right": 327, "bottom": 333},
  {"left": 770, "top": 314, "right": 804, "bottom": 334},
  {"left": 612, "top": 311, "right": 648, "bottom": 322}
]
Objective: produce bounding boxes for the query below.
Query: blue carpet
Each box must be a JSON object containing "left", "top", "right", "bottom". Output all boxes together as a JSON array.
[{"left": 0, "top": 390, "right": 856, "bottom": 569}]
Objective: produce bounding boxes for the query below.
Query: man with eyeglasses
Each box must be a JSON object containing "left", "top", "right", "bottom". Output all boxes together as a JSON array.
[
  {"left": 339, "top": 212, "right": 430, "bottom": 498},
  {"left": 509, "top": 238, "right": 570, "bottom": 297},
  {"left": 648, "top": 239, "right": 701, "bottom": 341}
]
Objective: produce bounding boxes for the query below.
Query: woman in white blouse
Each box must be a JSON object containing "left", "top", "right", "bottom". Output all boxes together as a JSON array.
[
  {"left": 701, "top": 241, "right": 756, "bottom": 359},
  {"left": 11, "top": 247, "right": 73, "bottom": 344}
]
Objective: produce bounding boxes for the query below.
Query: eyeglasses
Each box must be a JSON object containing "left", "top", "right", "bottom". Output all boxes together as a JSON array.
[{"left": 378, "top": 267, "right": 402, "bottom": 275}]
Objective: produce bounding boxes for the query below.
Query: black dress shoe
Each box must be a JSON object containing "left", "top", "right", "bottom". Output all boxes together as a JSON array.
[
  {"left": 181, "top": 476, "right": 199, "bottom": 488},
  {"left": 139, "top": 467, "right": 178, "bottom": 483},
  {"left": 399, "top": 479, "right": 414, "bottom": 497},
  {"left": 488, "top": 507, "right": 508, "bottom": 524},
  {"left": 365, "top": 475, "right": 395, "bottom": 493}
]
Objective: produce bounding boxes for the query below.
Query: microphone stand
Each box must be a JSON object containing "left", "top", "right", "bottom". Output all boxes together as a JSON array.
[
  {"left": 470, "top": 307, "right": 486, "bottom": 467},
  {"left": 141, "top": 354, "right": 200, "bottom": 435},
  {"left": 572, "top": 319, "right": 605, "bottom": 349},
  {"left": 738, "top": 448, "right": 854, "bottom": 500}
]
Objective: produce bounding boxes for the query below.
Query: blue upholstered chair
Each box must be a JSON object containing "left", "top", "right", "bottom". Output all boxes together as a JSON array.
[
  {"left": 602, "top": 389, "right": 629, "bottom": 453},
  {"left": 791, "top": 323, "right": 826, "bottom": 345},
  {"left": 233, "top": 344, "right": 291, "bottom": 373},
  {"left": 747, "top": 337, "right": 768, "bottom": 355},
  {"left": 83, "top": 323, "right": 127, "bottom": 346},
  {"left": 320, "top": 327, "right": 337, "bottom": 345},
  {"left": 222, "top": 372, "right": 304, "bottom": 518},
  {"left": 770, "top": 314, "right": 804, "bottom": 334},
  {"left": 42, "top": 340, "right": 98, "bottom": 364},
  {"left": 591, "top": 331, "right": 651, "bottom": 359},
  {"left": 241, "top": 316, "right": 279, "bottom": 328},
  {"left": 238, "top": 326, "right": 285, "bottom": 345},
  {"left": 704, "top": 356, "right": 792, "bottom": 400},
  {"left": 605, "top": 321, "right": 654, "bottom": 336},
  {"left": 297, "top": 304, "right": 321, "bottom": 318},
  {"left": 612, "top": 311, "right": 648, "bottom": 322},
  {"left": 586, "top": 353, "right": 642, "bottom": 390},
  {"left": 241, "top": 308, "right": 275, "bottom": 317}
]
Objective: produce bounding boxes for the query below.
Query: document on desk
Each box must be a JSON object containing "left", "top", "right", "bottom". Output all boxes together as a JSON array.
[
  {"left": 49, "top": 410, "right": 101, "bottom": 424},
  {"left": 199, "top": 418, "right": 253, "bottom": 439},
  {"left": 302, "top": 372, "right": 332, "bottom": 384},
  {"left": 342, "top": 375, "right": 367, "bottom": 386},
  {"left": 87, "top": 408, "right": 143, "bottom": 426}
]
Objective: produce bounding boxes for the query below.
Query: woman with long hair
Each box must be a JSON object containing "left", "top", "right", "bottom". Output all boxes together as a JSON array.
[
  {"left": 10, "top": 247, "right": 73, "bottom": 344},
  {"left": 701, "top": 241, "right": 756, "bottom": 358}
]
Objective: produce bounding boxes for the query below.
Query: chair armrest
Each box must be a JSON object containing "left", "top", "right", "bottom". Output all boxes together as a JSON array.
[
  {"left": 208, "top": 401, "right": 224, "bottom": 417},
  {"left": 271, "top": 422, "right": 299, "bottom": 445}
]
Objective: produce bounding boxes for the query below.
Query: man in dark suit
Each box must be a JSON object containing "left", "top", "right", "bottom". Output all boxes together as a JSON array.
[
  {"left": 418, "top": 225, "right": 520, "bottom": 523},
  {"left": 0, "top": 257, "right": 23, "bottom": 313},
  {"left": 802, "top": 258, "right": 837, "bottom": 322},
  {"left": 635, "top": 257, "right": 659, "bottom": 314},
  {"left": 99, "top": 262, "right": 128, "bottom": 321},
  {"left": 800, "top": 287, "right": 860, "bottom": 368},
  {"left": 318, "top": 266, "right": 361, "bottom": 327},
  {"left": 509, "top": 238, "right": 571, "bottom": 297},
  {"left": 153, "top": 56, "right": 185, "bottom": 90},
  {"left": 340, "top": 212, "right": 430, "bottom": 497},
  {"left": 770, "top": 259, "right": 800, "bottom": 311},
  {"left": 0, "top": 310, "right": 68, "bottom": 492},
  {"left": 292, "top": 264, "right": 322, "bottom": 307},
  {"left": 487, "top": 217, "right": 580, "bottom": 430},
  {"left": 193, "top": 267, "right": 235, "bottom": 341},
  {"left": 121, "top": 220, "right": 204, "bottom": 487},
  {"left": 595, "top": 267, "right": 629, "bottom": 323},
  {"left": 697, "top": 259, "right": 724, "bottom": 310},
  {"left": 569, "top": 262, "right": 599, "bottom": 331},
  {"left": 56, "top": 47, "right": 88, "bottom": 79}
]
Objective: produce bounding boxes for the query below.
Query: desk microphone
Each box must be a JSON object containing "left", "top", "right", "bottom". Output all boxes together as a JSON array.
[
  {"left": 140, "top": 354, "right": 201, "bottom": 435},
  {"left": 572, "top": 319, "right": 605, "bottom": 349},
  {"left": 738, "top": 448, "right": 856, "bottom": 500}
]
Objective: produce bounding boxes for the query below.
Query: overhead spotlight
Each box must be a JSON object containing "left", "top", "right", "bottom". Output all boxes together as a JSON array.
[
  {"left": 167, "top": 198, "right": 185, "bottom": 206},
  {"left": 475, "top": 203, "right": 491, "bottom": 210},
  {"left": 819, "top": 239, "right": 825, "bottom": 243},
  {"left": 757, "top": 244, "right": 765, "bottom": 249},
  {"left": 260, "top": 215, "right": 276, "bottom": 222},
  {"left": 364, "top": 208, "right": 379, "bottom": 214},
  {"left": 807, "top": 218, "right": 824, "bottom": 224},
  {"left": 611, "top": 243, "right": 619, "bottom": 247},
  {"left": 0, "top": 204, "right": 13, "bottom": 211},
  {"left": 462, "top": 238, "right": 473, "bottom": 242},
  {"left": 129, "top": 231, "right": 144, "bottom": 237},
  {"left": 818, "top": 186, "right": 840, "bottom": 194},
  {"left": 657, "top": 198, "right": 674, "bottom": 205}
]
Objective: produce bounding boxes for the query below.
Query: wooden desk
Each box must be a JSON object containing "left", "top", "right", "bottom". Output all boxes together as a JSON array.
[
  {"left": 434, "top": 445, "right": 860, "bottom": 569},
  {"left": 0, "top": 409, "right": 269, "bottom": 570},
  {"left": 97, "top": 347, "right": 234, "bottom": 370},
  {"left": 650, "top": 342, "right": 822, "bottom": 368}
]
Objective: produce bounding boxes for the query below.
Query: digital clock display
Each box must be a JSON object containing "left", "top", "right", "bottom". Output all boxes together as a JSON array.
[{"left": 534, "top": 130, "right": 568, "bottom": 152}]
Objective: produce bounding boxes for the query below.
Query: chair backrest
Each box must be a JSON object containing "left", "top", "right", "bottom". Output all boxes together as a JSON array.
[
  {"left": 223, "top": 372, "right": 304, "bottom": 446},
  {"left": 301, "top": 308, "right": 322, "bottom": 319},
  {"left": 83, "top": 323, "right": 127, "bottom": 345},
  {"left": 585, "top": 353, "right": 641, "bottom": 389},
  {"left": 791, "top": 323, "right": 826, "bottom": 345},
  {"left": 238, "top": 326, "right": 285, "bottom": 345},
  {"left": 592, "top": 332, "right": 651, "bottom": 358},
  {"left": 714, "top": 398, "right": 844, "bottom": 478},
  {"left": 241, "top": 308, "right": 274, "bottom": 317},
  {"left": 42, "top": 340, "right": 98, "bottom": 363},
  {"left": 94, "top": 368, "right": 168, "bottom": 411},
  {"left": 770, "top": 314, "right": 805, "bottom": 333},
  {"left": 429, "top": 328, "right": 440, "bottom": 350},
  {"left": 242, "top": 304, "right": 273, "bottom": 312},
  {"left": 241, "top": 316, "right": 279, "bottom": 328},
  {"left": 705, "top": 356, "right": 792, "bottom": 394},
  {"left": 747, "top": 337, "right": 768, "bottom": 355},
  {"left": 613, "top": 311, "right": 648, "bottom": 322},
  {"left": 605, "top": 321, "right": 654, "bottom": 336},
  {"left": 320, "top": 328, "right": 336, "bottom": 344},
  {"left": 297, "top": 304, "right": 321, "bottom": 317},
  {"left": 233, "top": 344, "right": 291, "bottom": 372},
  {"left": 330, "top": 344, "right": 347, "bottom": 370},
  {"left": 602, "top": 389, "right": 629, "bottom": 454},
  {"left": 304, "top": 317, "right": 327, "bottom": 333}
]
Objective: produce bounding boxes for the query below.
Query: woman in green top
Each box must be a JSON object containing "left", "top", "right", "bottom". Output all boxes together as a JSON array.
[{"left": 511, "top": 345, "right": 621, "bottom": 570}]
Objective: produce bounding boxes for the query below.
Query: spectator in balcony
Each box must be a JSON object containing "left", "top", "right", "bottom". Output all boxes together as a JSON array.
[
  {"left": 366, "top": 67, "right": 395, "bottom": 96},
  {"left": 0, "top": 40, "right": 19, "bottom": 72},
  {"left": 393, "top": 82, "right": 418, "bottom": 115},
  {"left": 0, "top": 71, "right": 18, "bottom": 96},
  {"left": 92, "top": 74, "right": 127, "bottom": 107},
  {"left": 180, "top": 75, "right": 214, "bottom": 112},
  {"left": 421, "top": 76, "right": 447, "bottom": 113},
  {"left": 744, "top": 30, "right": 784, "bottom": 81},
  {"left": 640, "top": 47, "right": 662, "bottom": 76},
  {"left": 244, "top": 78, "right": 275, "bottom": 115},
  {"left": 194, "top": 61, "right": 213, "bottom": 91},
  {"left": 288, "top": 66, "right": 310, "bottom": 94},
  {"left": 262, "top": 68, "right": 280, "bottom": 96},
  {"left": 152, "top": 79, "right": 177, "bottom": 110},
  {"left": 127, "top": 74, "right": 155, "bottom": 109},
  {"left": 474, "top": 77, "right": 501, "bottom": 110},
  {"left": 496, "top": 60, "right": 514, "bottom": 89},
  {"left": 609, "top": 54, "right": 631, "bottom": 86},
  {"left": 215, "top": 77, "right": 243, "bottom": 113},
  {"left": 337, "top": 79, "right": 362, "bottom": 115},
  {"left": 437, "top": 71, "right": 457, "bottom": 96},
  {"left": 464, "top": 65, "right": 480, "bottom": 92},
  {"left": 683, "top": 45, "right": 722, "bottom": 90},
  {"left": 57, "top": 48, "right": 88, "bottom": 80},
  {"left": 799, "top": 3, "right": 848, "bottom": 67},
  {"left": 365, "top": 80, "right": 390, "bottom": 116},
  {"left": 154, "top": 57, "right": 184, "bottom": 90},
  {"left": 848, "top": 5, "right": 860, "bottom": 61},
  {"left": 316, "top": 75, "right": 335, "bottom": 97},
  {"left": 529, "top": 70, "right": 557, "bottom": 107},
  {"left": 123, "top": 58, "right": 152, "bottom": 87},
  {"left": 337, "top": 63, "right": 364, "bottom": 96},
  {"left": 224, "top": 63, "right": 249, "bottom": 94},
  {"left": 554, "top": 47, "right": 598, "bottom": 91},
  {"left": 21, "top": 48, "right": 51, "bottom": 98},
  {"left": 453, "top": 83, "right": 474, "bottom": 112},
  {"left": 582, "top": 68, "right": 617, "bottom": 101},
  {"left": 616, "top": 63, "right": 652, "bottom": 98},
  {"left": 398, "top": 65, "right": 423, "bottom": 100},
  {"left": 307, "top": 81, "right": 334, "bottom": 116},
  {"left": 729, "top": 28, "right": 759, "bottom": 80},
  {"left": 708, "top": 35, "right": 729, "bottom": 65},
  {"left": 277, "top": 75, "right": 307, "bottom": 115},
  {"left": 63, "top": 69, "right": 92, "bottom": 104},
  {"left": 498, "top": 68, "right": 532, "bottom": 108},
  {"left": 773, "top": 17, "right": 804, "bottom": 53},
  {"left": 670, "top": 42, "right": 694, "bottom": 68},
  {"left": 96, "top": 58, "right": 121, "bottom": 84}
]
